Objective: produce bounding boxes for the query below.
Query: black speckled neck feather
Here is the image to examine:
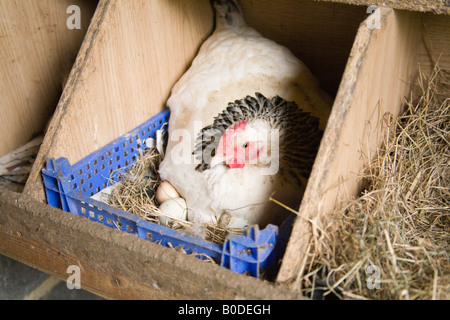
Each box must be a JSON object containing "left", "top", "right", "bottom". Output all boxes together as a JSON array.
[{"left": 193, "top": 93, "right": 323, "bottom": 181}]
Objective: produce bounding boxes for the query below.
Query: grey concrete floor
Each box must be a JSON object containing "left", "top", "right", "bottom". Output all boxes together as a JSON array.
[{"left": 0, "top": 254, "right": 104, "bottom": 300}]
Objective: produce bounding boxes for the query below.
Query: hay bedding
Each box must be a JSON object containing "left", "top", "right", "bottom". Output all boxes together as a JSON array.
[{"left": 301, "top": 65, "right": 449, "bottom": 300}]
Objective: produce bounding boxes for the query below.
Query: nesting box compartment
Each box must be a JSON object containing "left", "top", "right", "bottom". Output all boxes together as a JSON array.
[
  {"left": 277, "top": 8, "right": 450, "bottom": 284},
  {"left": 8, "top": 0, "right": 446, "bottom": 299}
]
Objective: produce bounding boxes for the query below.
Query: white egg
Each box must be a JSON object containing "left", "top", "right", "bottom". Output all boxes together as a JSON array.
[
  {"left": 156, "top": 181, "right": 180, "bottom": 204},
  {"left": 158, "top": 197, "right": 187, "bottom": 226}
]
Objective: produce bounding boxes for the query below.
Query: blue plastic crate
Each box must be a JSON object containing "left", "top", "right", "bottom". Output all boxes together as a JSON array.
[{"left": 42, "top": 109, "right": 291, "bottom": 278}]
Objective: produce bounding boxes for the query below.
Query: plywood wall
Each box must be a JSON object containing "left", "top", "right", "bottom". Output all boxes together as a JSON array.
[{"left": 0, "top": 0, "right": 98, "bottom": 157}]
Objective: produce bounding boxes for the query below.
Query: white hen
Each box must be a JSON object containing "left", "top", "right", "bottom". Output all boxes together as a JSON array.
[{"left": 158, "top": 0, "right": 332, "bottom": 230}]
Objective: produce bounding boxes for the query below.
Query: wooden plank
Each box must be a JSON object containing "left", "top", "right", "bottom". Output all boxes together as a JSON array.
[
  {"left": 318, "top": 0, "right": 450, "bottom": 15},
  {"left": 0, "top": 0, "right": 97, "bottom": 157},
  {"left": 0, "top": 187, "right": 305, "bottom": 300},
  {"left": 24, "top": 0, "right": 214, "bottom": 203},
  {"left": 276, "top": 8, "right": 423, "bottom": 287}
]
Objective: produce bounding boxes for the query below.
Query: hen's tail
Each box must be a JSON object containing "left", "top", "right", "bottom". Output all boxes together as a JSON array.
[{"left": 212, "top": 0, "right": 246, "bottom": 29}]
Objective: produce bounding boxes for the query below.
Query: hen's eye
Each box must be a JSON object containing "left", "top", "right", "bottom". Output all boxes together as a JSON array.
[{"left": 242, "top": 143, "right": 249, "bottom": 149}]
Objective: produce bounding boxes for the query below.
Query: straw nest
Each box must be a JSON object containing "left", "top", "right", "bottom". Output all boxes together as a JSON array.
[
  {"left": 301, "top": 65, "right": 449, "bottom": 300},
  {"left": 105, "top": 136, "right": 242, "bottom": 248}
]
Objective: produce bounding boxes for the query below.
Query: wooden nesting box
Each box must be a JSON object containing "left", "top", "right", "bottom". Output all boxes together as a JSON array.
[
  {"left": 0, "top": 0, "right": 97, "bottom": 157},
  {"left": 277, "top": 8, "right": 450, "bottom": 286},
  {"left": 1, "top": 0, "right": 448, "bottom": 299}
]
